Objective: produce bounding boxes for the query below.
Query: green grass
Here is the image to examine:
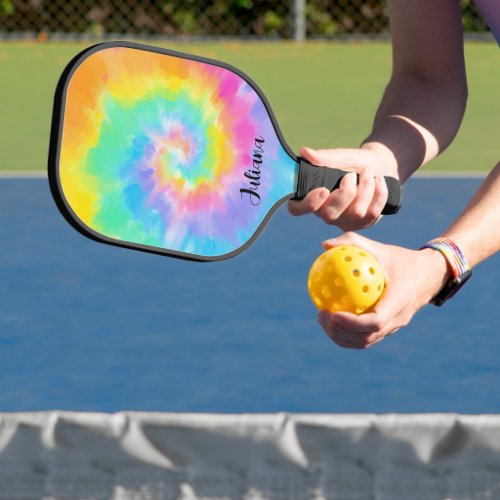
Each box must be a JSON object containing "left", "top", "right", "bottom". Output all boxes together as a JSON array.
[{"left": 0, "top": 41, "right": 497, "bottom": 172}]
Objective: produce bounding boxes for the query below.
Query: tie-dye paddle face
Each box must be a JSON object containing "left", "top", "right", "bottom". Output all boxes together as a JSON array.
[{"left": 49, "top": 42, "right": 401, "bottom": 261}]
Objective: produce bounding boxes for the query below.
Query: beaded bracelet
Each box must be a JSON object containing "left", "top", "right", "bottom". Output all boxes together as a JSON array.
[
  {"left": 420, "top": 238, "right": 472, "bottom": 306},
  {"left": 421, "top": 238, "right": 470, "bottom": 278}
]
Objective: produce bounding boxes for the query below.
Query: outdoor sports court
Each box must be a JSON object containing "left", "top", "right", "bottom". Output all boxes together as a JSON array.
[{"left": 0, "top": 173, "right": 498, "bottom": 413}]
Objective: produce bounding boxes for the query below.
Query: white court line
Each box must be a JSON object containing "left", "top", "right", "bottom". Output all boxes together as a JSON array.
[
  {"left": 0, "top": 170, "right": 489, "bottom": 179},
  {"left": 414, "top": 170, "right": 487, "bottom": 178},
  {"left": 0, "top": 171, "right": 47, "bottom": 178}
]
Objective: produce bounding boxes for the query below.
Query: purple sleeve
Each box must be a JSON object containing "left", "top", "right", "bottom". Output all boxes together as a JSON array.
[{"left": 473, "top": 0, "right": 500, "bottom": 45}]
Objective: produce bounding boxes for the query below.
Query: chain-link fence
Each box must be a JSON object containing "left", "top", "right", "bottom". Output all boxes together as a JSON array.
[{"left": 0, "top": 0, "right": 491, "bottom": 40}]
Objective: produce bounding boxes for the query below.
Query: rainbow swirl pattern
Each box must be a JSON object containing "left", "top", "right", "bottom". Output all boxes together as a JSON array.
[{"left": 59, "top": 45, "right": 297, "bottom": 258}]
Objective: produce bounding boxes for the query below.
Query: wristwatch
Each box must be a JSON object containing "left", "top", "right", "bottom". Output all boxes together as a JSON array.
[{"left": 421, "top": 238, "right": 472, "bottom": 306}]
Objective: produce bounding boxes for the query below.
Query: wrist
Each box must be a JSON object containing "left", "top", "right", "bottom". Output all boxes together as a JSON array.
[
  {"left": 361, "top": 141, "right": 399, "bottom": 178},
  {"left": 417, "top": 248, "right": 453, "bottom": 303}
]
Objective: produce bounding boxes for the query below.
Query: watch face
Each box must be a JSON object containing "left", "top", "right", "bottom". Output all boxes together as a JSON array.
[{"left": 432, "top": 269, "right": 472, "bottom": 306}]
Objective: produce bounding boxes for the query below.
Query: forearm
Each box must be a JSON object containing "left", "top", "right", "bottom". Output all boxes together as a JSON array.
[
  {"left": 441, "top": 162, "right": 500, "bottom": 267},
  {"left": 361, "top": 0, "right": 467, "bottom": 183},
  {"left": 362, "top": 73, "right": 467, "bottom": 182},
  {"left": 418, "top": 162, "right": 500, "bottom": 302}
]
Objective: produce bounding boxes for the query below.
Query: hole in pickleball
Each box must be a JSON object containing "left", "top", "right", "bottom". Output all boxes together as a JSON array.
[
  {"left": 313, "top": 294, "right": 322, "bottom": 307},
  {"left": 356, "top": 306, "right": 366, "bottom": 314},
  {"left": 322, "top": 286, "right": 332, "bottom": 299},
  {"left": 342, "top": 295, "right": 351, "bottom": 304},
  {"left": 334, "top": 277, "right": 344, "bottom": 287},
  {"left": 352, "top": 269, "right": 360, "bottom": 277},
  {"left": 378, "top": 284, "right": 382, "bottom": 291},
  {"left": 359, "top": 251, "right": 367, "bottom": 257},
  {"left": 369, "top": 267, "right": 375, "bottom": 275},
  {"left": 344, "top": 256, "right": 352, "bottom": 262},
  {"left": 313, "top": 271, "right": 321, "bottom": 282},
  {"left": 362, "top": 285, "right": 369, "bottom": 293},
  {"left": 333, "top": 303, "right": 342, "bottom": 311}
]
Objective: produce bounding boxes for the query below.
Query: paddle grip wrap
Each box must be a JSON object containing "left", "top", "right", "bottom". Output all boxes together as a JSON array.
[{"left": 293, "top": 157, "right": 402, "bottom": 215}]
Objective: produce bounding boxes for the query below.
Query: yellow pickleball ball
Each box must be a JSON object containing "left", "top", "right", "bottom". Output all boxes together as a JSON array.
[{"left": 308, "top": 245, "right": 385, "bottom": 314}]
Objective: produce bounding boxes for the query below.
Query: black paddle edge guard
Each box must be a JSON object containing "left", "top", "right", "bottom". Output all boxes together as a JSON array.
[
  {"left": 47, "top": 41, "right": 297, "bottom": 262},
  {"left": 293, "top": 157, "right": 402, "bottom": 215}
]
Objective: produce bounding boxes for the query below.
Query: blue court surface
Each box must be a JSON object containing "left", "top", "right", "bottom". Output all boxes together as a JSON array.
[{"left": 0, "top": 176, "right": 498, "bottom": 413}]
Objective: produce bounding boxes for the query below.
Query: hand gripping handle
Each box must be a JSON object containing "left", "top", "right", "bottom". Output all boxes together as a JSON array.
[{"left": 293, "top": 157, "right": 402, "bottom": 215}]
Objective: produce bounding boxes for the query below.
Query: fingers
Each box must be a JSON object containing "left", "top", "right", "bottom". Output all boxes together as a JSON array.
[
  {"left": 330, "top": 167, "right": 384, "bottom": 231},
  {"left": 287, "top": 187, "right": 330, "bottom": 216},
  {"left": 318, "top": 309, "right": 398, "bottom": 349},
  {"left": 331, "top": 311, "right": 385, "bottom": 334},
  {"left": 300, "top": 161, "right": 376, "bottom": 228},
  {"left": 367, "top": 175, "right": 389, "bottom": 220},
  {"left": 288, "top": 173, "right": 384, "bottom": 228},
  {"left": 318, "top": 312, "right": 362, "bottom": 348},
  {"left": 339, "top": 174, "right": 388, "bottom": 231},
  {"left": 289, "top": 147, "right": 389, "bottom": 229},
  {"left": 322, "top": 231, "right": 376, "bottom": 252},
  {"left": 347, "top": 164, "right": 376, "bottom": 219},
  {"left": 287, "top": 147, "right": 334, "bottom": 217},
  {"left": 299, "top": 146, "right": 362, "bottom": 169},
  {"left": 315, "top": 172, "right": 357, "bottom": 223}
]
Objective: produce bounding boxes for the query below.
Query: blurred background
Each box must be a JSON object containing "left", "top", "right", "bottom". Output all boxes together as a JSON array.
[
  {"left": 0, "top": 0, "right": 492, "bottom": 40},
  {"left": 0, "top": 1, "right": 497, "bottom": 176}
]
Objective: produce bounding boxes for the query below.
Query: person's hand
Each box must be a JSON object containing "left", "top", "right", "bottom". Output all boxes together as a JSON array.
[
  {"left": 288, "top": 145, "right": 398, "bottom": 231},
  {"left": 316, "top": 232, "right": 451, "bottom": 349}
]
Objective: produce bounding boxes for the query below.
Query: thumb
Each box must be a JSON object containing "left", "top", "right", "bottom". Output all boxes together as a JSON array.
[
  {"left": 299, "top": 147, "right": 365, "bottom": 170},
  {"left": 322, "top": 231, "right": 368, "bottom": 250}
]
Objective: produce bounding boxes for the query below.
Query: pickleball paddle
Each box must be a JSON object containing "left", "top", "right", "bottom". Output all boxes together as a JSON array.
[{"left": 48, "top": 41, "right": 401, "bottom": 261}]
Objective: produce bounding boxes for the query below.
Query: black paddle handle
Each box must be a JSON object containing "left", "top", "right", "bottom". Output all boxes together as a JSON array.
[{"left": 293, "top": 157, "right": 402, "bottom": 215}]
